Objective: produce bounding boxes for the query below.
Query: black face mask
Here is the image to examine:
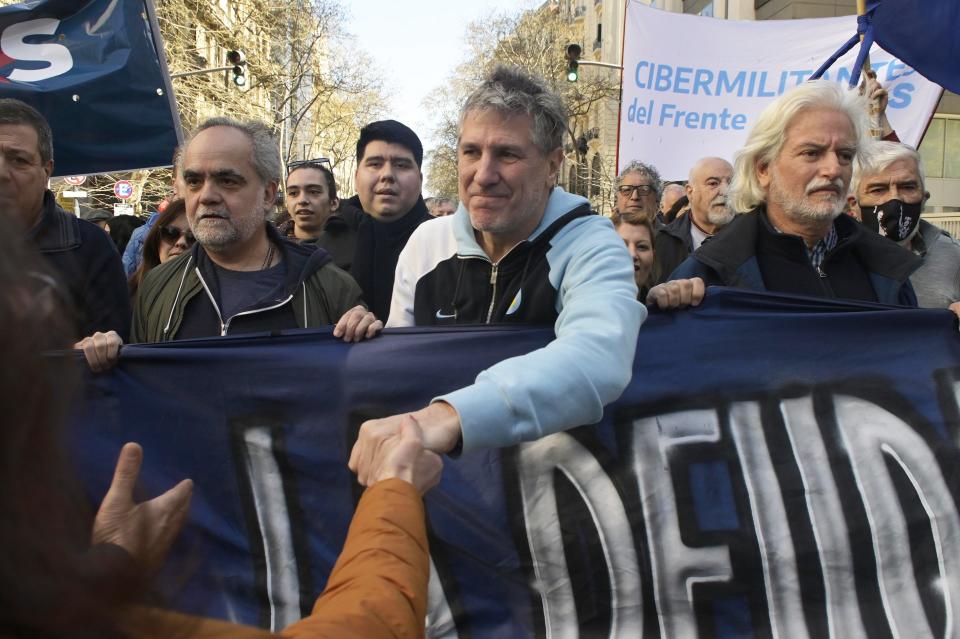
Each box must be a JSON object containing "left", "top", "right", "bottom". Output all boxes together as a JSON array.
[{"left": 860, "top": 199, "right": 923, "bottom": 242}]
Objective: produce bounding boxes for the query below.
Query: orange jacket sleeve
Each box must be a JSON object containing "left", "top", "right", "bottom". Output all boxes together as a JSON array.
[{"left": 280, "top": 478, "right": 429, "bottom": 639}]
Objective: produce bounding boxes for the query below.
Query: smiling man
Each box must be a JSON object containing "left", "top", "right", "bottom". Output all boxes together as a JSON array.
[
  {"left": 649, "top": 81, "right": 920, "bottom": 309},
  {"left": 130, "top": 118, "right": 378, "bottom": 343},
  {"left": 349, "top": 66, "right": 643, "bottom": 479}
]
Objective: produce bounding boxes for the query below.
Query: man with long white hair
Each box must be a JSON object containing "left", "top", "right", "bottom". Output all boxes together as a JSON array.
[{"left": 648, "top": 80, "right": 920, "bottom": 309}]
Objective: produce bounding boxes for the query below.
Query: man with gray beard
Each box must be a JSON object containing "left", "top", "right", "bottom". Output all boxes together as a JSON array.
[
  {"left": 647, "top": 81, "right": 920, "bottom": 309},
  {"left": 653, "top": 157, "right": 734, "bottom": 282}
]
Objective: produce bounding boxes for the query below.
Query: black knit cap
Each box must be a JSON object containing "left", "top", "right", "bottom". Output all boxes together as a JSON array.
[{"left": 356, "top": 119, "right": 424, "bottom": 168}]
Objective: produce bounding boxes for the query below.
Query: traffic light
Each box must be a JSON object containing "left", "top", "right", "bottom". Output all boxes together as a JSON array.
[
  {"left": 227, "top": 50, "right": 246, "bottom": 87},
  {"left": 565, "top": 43, "right": 582, "bottom": 82}
]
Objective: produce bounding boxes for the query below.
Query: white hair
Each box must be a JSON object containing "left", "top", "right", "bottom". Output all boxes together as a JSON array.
[
  {"left": 850, "top": 140, "right": 925, "bottom": 196},
  {"left": 728, "top": 80, "right": 870, "bottom": 213}
]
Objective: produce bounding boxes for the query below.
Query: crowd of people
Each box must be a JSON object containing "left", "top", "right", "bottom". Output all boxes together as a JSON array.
[{"left": 3, "top": 58, "right": 958, "bottom": 636}]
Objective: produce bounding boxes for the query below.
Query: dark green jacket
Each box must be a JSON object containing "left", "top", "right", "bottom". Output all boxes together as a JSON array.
[{"left": 132, "top": 225, "right": 363, "bottom": 343}]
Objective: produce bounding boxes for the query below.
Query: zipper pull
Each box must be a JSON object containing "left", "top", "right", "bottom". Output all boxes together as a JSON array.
[{"left": 490, "top": 264, "right": 498, "bottom": 284}]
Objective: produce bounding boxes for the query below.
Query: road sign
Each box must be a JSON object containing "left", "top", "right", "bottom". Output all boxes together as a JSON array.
[
  {"left": 114, "top": 203, "right": 134, "bottom": 216},
  {"left": 63, "top": 190, "right": 88, "bottom": 198},
  {"left": 114, "top": 180, "right": 134, "bottom": 199},
  {"left": 64, "top": 175, "right": 86, "bottom": 186}
]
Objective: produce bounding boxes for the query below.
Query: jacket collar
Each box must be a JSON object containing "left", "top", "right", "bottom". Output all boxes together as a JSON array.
[
  {"left": 190, "top": 222, "right": 332, "bottom": 303},
  {"left": 695, "top": 205, "right": 921, "bottom": 284},
  {"left": 28, "top": 190, "right": 80, "bottom": 253}
]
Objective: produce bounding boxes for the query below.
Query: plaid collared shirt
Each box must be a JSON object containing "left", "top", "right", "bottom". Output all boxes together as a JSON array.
[{"left": 806, "top": 225, "right": 838, "bottom": 271}]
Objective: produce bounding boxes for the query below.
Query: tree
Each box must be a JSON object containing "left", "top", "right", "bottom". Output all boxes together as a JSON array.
[{"left": 30, "top": 0, "right": 389, "bottom": 215}]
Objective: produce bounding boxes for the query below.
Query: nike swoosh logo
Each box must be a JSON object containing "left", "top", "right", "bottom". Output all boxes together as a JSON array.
[{"left": 435, "top": 310, "right": 456, "bottom": 319}]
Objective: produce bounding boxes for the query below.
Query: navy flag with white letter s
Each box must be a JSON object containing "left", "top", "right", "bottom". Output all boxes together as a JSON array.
[
  {"left": 72, "top": 289, "right": 960, "bottom": 637},
  {"left": 0, "top": 0, "right": 180, "bottom": 176}
]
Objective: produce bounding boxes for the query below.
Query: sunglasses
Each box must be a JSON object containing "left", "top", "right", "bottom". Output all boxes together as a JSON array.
[
  {"left": 287, "top": 157, "right": 332, "bottom": 175},
  {"left": 159, "top": 225, "right": 196, "bottom": 245}
]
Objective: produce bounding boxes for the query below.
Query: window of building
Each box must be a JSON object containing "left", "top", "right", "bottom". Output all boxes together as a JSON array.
[
  {"left": 699, "top": 2, "right": 714, "bottom": 17},
  {"left": 917, "top": 115, "right": 960, "bottom": 180}
]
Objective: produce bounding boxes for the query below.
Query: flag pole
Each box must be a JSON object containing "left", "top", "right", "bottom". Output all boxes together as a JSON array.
[{"left": 858, "top": 0, "right": 883, "bottom": 139}]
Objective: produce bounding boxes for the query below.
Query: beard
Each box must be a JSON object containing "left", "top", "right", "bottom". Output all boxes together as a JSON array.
[
  {"left": 190, "top": 208, "right": 265, "bottom": 251},
  {"left": 769, "top": 172, "right": 845, "bottom": 223},
  {"left": 706, "top": 198, "right": 735, "bottom": 226}
]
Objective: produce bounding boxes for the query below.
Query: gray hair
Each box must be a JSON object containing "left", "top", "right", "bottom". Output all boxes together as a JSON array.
[
  {"left": 850, "top": 140, "right": 925, "bottom": 196},
  {"left": 660, "top": 182, "right": 685, "bottom": 208},
  {"left": 728, "top": 80, "right": 869, "bottom": 213},
  {"left": 459, "top": 65, "right": 567, "bottom": 154},
  {"left": 617, "top": 160, "right": 663, "bottom": 202},
  {"left": 0, "top": 99, "right": 53, "bottom": 165},
  {"left": 179, "top": 117, "right": 281, "bottom": 184}
]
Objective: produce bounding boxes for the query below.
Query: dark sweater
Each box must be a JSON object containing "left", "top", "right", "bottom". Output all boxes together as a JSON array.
[
  {"left": 348, "top": 195, "right": 431, "bottom": 322},
  {"left": 28, "top": 191, "right": 131, "bottom": 340}
]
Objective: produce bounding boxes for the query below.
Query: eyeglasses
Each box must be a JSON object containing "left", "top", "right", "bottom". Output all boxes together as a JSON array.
[
  {"left": 287, "top": 157, "right": 332, "bottom": 175},
  {"left": 618, "top": 184, "right": 655, "bottom": 197},
  {"left": 159, "top": 225, "right": 196, "bottom": 245}
]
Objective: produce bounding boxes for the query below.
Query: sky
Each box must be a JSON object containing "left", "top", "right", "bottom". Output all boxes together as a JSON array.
[{"left": 343, "top": 0, "right": 533, "bottom": 195}]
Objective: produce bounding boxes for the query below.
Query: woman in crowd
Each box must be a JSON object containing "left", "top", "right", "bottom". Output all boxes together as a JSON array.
[
  {"left": 613, "top": 211, "right": 656, "bottom": 300},
  {"left": 128, "top": 199, "right": 192, "bottom": 297}
]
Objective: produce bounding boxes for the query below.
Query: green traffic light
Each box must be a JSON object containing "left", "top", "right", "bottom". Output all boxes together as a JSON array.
[{"left": 567, "top": 69, "right": 579, "bottom": 82}]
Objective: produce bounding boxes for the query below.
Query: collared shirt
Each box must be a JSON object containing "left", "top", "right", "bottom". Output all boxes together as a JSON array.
[
  {"left": 769, "top": 219, "right": 838, "bottom": 271},
  {"left": 806, "top": 224, "right": 838, "bottom": 271}
]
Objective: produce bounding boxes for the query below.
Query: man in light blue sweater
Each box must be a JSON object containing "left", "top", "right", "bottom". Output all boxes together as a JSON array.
[{"left": 350, "top": 66, "right": 644, "bottom": 481}]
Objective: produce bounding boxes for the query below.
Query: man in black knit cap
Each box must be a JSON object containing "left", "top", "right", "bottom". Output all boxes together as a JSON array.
[{"left": 342, "top": 120, "right": 432, "bottom": 321}]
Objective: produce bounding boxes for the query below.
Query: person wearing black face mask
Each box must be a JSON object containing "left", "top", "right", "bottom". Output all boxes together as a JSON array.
[{"left": 850, "top": 141, "right": 960, "bottom": 313}]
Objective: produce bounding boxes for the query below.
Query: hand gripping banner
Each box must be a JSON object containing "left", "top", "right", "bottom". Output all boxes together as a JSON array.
[{"left": 72, "top": 288, "right": 960, "bottom": 637}]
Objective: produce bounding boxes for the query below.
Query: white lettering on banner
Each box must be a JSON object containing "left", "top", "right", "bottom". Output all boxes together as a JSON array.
[
  {"left": 780, "top": 396, "right": 867, "bottom": 639},
  {"left": 835, "top": 395, "right": 960, "bottom": 638},
  {"left": 631, "top": 409, "right": 733, "bottom": 638},
  {"left": 517, "top": 432, "right": 643, "bottom": 637},
  {"left": 426, "top": 562, "right": 459, "bottom": 639},
  {"left": 1, "top": 19, "right": 73, "bottom": 83},
  {"left": 728, "top": 401, "right": 809, "bottom": 638},
  {"left": 241, "top": 426, "right": 302, "bottom": 632},
  {"left": 506, "top": 384, "right": 960, "bottom": 637},
  {"left": 618, "top": 2, "right": 942, "bottom": 179}
]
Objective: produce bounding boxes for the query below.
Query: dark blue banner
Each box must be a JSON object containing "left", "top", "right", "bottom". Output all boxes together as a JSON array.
[
  {"left": 72, "top": 288, "right": 960, "bottom": 637},
  {"left": 0, "top": 0, "right": 180, "bottom": 176},
  {"left": 871, "top": 0, "right": 960, "bottom": 95}
]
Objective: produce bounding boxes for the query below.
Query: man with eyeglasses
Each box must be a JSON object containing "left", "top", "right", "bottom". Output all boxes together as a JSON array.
[
  {"left": 654, "top": 157, "right": 735, "bottom": 283},
  {"left": 0, "top": 99, "right": 130, "bottom": 342},
  {"left": 283, "top": 159, "right": 361, "bottom": 271},
  {"left": 615, "top": 161, "right": 662, "bottom": 222}
]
